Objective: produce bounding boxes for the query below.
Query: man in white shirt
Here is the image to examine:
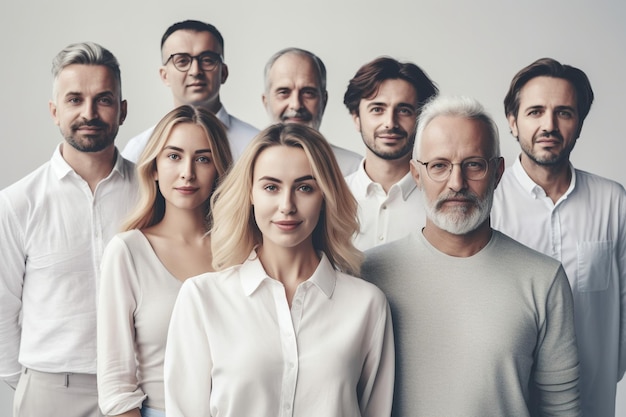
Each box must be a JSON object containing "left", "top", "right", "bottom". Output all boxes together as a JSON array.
[
  {"left": 491, "top": 57, "right": 626, "bottom": 417},
  {"left": 0, "top": 42, "right": 138, "bottom": 417},
  {"left": 123, "top": 20, "right": 258, "bottom": 162},
  {"left": 364, "top": 95, "right": 581, "bottom": 416},
  {"left": 343, "top": 57, "right": 438, "bottom": 251},
  {"left": 262, "top": 47, "right": 362, "bottom": 176}
]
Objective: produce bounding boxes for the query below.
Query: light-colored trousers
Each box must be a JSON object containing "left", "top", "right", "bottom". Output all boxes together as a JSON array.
[{"left": 13, "top": 368, "right": 103, "bottom": 417}]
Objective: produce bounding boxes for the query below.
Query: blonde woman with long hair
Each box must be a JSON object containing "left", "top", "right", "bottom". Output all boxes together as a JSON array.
[
  {"left": 164, "top": 123, "right": 394, "bottom": 417},
  {"left": 97, "top": 105, "right": 232, "bottom": 417}
]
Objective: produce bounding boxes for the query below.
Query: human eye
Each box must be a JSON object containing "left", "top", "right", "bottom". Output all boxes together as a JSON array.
[
  {"left": 463, "top": 158, "right": 487, "bottom": 172},
  {"left": 429, "top": 160, "right": 450, "bottom": 171},
  {"left": 275, "top": 88, "right": 290, "bottom": 97},
  {"left": 527, "top": 108, "right": 542, "bottom": 117},
  {"left": 67, "top": 96, "right": 81, "bottom": 105},
  {"left": 173, "top": 54, "right": 191, "bottom": 67},
  {"left": 398, "top": 107, "right": 415, "bottom": 116},
  {"left": 196, "top": 155, "right": 212, "bottom": 164},
  {"left": 369, "top": 106, "right": 383, "bottom": 114},
  {"left": 301, "top": 88, "right": 319, "bottom": 99},
  {"left": 200, "top": 54, "right": 218, "bottom": 66},
  {"left": 98, "top": 96, "right": 114, "bottom": 106},
  {"left": 263, "top": 183, "right": 278, "bottom": 192},
  {"left": 167, "top": 153, "right": 181, "bottom": 161},
  {"left": 557, "top": 110, "right": 573, "bottom": 119},
  {"left": 297, "top": 183, "right": 315, "bottom": 193}
]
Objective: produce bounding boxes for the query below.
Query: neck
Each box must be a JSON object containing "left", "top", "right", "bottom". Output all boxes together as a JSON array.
[
  {"left": 150, "top": 204, "right": 208, "bottom": 241},
  {"left": 363, "top": 152, "right": 411, "bottom": 193},
  {"left": 422, "top": 219, "right": 493, "bottom": 257},
  {"left": 60, "top": 143, "right": 116, "bottom": 193},
  {"left": 519, "top": 154, "right": 572, "bottom": 203},
  {"left": 177, "top": 97, "right": 222, "bottom": 114},
  {"left": 257, "top": 241, "right": 320, "bottom": 285}
]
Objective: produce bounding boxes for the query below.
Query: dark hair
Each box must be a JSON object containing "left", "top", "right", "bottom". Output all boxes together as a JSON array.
[
  {"left": 504, "top": 57, "right": 594, "bottom": 127},
  {"left": 161, "top": 20, "right": 224, "bottom": 55},
  {"left": 343, "top": 56, "right": 438, "bottom": 115}
]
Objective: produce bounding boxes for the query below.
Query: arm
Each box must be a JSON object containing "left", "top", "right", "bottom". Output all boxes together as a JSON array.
[
  {"left": 97, "top": 235, "right": 146, "bottom": 415},
  {"left": 534, "top": 266, "right": 581, "bottom": 416},
  {"left": 358, "top": 294, "right": 395, "bottom": 417},
  {"left": 0, "top": 194, "right": 26, "bottom": 388},
  {"left": 618, "top": 188, "right": 626, "bottom": 381},
  {"left": 164, "top": 279, "right": 213, "bottom": 417}
]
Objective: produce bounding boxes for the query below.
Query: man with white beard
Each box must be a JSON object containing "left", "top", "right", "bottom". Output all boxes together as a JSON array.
[{"left": 361, "top": 95, "right": 582, "bottom": 417}]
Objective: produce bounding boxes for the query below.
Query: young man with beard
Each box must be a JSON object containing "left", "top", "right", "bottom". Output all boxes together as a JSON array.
[
  {"left": 123, "top": 20, "right": 258, "bottom": 162},
  {"left": 262, "top": 47, "right": 362, "bottom": 175},
  {"left": 491, "top": 58, "right": 626, "bottom": 417},
  {"left": 362, "top": 95, "right": 581, "bottom": 416},
  {"left": 0, "top": 42, "right": 138, "bottom": 417},
  {"left": 343, "top": 57, "right": 438, "bottom": 250}
]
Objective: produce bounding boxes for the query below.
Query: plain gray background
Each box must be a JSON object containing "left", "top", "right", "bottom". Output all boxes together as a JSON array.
[{"left": 1, "top": 0, "right": 624, "bottom": 415}]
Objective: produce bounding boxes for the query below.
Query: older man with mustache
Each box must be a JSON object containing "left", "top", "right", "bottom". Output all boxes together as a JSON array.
[{"left": 362, "top": 95, "right": 582, "bottom": 417}]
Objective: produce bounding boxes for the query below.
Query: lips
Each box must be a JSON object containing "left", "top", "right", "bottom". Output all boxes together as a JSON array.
[
  {"left": 175, "top": 186, "right": 199, "bottom": 195},
  {"left": 273, "top": 220, "right": 302, "bottom": 231}
]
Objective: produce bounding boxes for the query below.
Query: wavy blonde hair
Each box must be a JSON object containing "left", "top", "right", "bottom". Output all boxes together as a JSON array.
[
  {"left": 210, "top": 123, "right": 363, "bottom": 276},
  {"left": 122, "top": 105, "right": 233, "bottom": 231}
]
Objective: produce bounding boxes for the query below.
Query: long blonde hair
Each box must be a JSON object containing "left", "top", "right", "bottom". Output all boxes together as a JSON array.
[
  {"left": 122, "top": 105, "right": 233, "bottom": 231},
  {"left": 210, "top": 123, "right": 363, "bottom": 276}
]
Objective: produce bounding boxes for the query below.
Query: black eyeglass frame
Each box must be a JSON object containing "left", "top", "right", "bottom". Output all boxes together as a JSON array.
[{"left": 164, "top": 51, "right": 224, "bottom": 72}]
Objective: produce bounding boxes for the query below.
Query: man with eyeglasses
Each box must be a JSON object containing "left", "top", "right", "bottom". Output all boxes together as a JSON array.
[
  {"left": 362, "top": 95, "right": 581, "bottom": 416},
  {"left": 122, "top": 20, "right": 258, "bottom": 162},
  {"left": 342, "top": 57, "right": 438, "bottom": 251},
  {"left": 491, "top": 58, "right": 626, "bottom": 417}
]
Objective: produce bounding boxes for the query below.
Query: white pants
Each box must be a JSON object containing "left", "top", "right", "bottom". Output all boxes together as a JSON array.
[{"left": 13, "top": 368, "right": 103, "bottom": 417}]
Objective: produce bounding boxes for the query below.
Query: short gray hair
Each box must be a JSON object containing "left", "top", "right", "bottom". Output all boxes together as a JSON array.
[
  {"left": 263, "top": 47, "right": 326, "bottom": 93},
  {"left": 413, "top": 95, "right": 500, "bottom": 159},
  {"left": 51, "top": 41, "right": 122, "bottom": 101}
]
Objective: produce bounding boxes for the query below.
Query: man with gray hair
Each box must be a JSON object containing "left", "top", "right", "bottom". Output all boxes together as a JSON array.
[
  {"left": 362, "top": 95, "right": 581, "bottom": 416},
  {"left": 262, "top": 47, "right": 362, "bottom": 175},
  {"left": 0, "top": 42, "right": 137, "bottom": 417}
]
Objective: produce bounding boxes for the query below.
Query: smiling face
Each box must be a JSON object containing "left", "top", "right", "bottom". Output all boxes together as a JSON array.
[
  {"left": 50, "top": 64, "right": 126, "bottom": 153},
  {"left": 251, "top": 145, "right": 324, "bottom": 253},
  {"left": 262, "top": 53, "right": 326, "bottom": 130},
  {"left": 159, "top": 29, "right": 228, "bottom": 112},
  {"left": 154, "top": 122, "right": 218, "bottom": 213},
  {"left": 411, "top": 115, "right": 503, "bottom": 235},
  {"left": 352, "top": 78, "right": 419, "bottom": 161},
  {"left": 508, "top": 76, "right": 580, "bottom": 168}
]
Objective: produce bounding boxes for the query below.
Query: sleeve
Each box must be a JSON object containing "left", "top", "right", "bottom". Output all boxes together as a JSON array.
[
  {"left": 97, "top": 235, "right": 147, "bottom": 415},
  {"left": 358, "top": 291, "right": 395, "bottom": 417},
  {"left": 164, "top": 279, "right": 213, "bottom": 417},
  {"left": 0, "top": 194, "right": 26, "bottom": 388},
  {"left": 618, "top": 187, "right": 626, "bottom": 381},
  {"left": 534, "top": 266, "right": 582, "bottom": 416}
]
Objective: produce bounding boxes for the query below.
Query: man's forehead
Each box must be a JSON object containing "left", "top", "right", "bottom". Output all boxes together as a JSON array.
[
  {"left": 519, "top": 76, "right": 577, "bottom": 105},
  {"left": 269, "top": 53, "right": 320, "bottom": 87},
  {"left": 162, "top": 30, "right": 222, "bottom": 55}
]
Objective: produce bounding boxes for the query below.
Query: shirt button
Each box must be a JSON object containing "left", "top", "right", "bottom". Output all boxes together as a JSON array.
[
  {"left": 382, "top": 205, "right": 387, "bottom": 210},
  {"left": 378, "top": 236, "right": 384, "bottom": 241}
]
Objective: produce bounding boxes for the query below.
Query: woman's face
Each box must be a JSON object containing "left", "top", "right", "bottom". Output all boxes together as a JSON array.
[
  {"left": 154, "top": 122, "right": 217, "bottom": 213},
  {"left": 251, "top": 145, "right": 324, "bottom": 252}
]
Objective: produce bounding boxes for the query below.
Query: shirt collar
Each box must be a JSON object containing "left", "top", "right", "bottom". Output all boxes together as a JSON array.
[
  {"left": 511, "top": 155, "right": 577, "bottom": 200},
  {"left": 239, "top": 250, "right": 337, "bottom": 298},
  {"left": 350, "top": 160, "right": 417, "bottom": 200},
  {"left": 51, "top": 143, "right": 130, "bottom": 181},
  {"left": 215, "top": 105, "right": 231, "bottom": 129}
]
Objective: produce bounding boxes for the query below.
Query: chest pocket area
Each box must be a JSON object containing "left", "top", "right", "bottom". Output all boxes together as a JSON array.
[{"left": 577, "top": 241, "right": 613, "bottom": 292}]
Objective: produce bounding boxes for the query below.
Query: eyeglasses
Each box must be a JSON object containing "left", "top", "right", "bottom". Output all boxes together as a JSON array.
[
  {"left": 414, "top": 157, "right": 499, "bottom": 182},
  {"left": 164, "top": 51, "right": 223, "bottom": 72}
]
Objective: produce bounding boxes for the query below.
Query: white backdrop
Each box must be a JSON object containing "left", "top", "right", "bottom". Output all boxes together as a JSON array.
[{"left": 1, "top": 0, "right": 624, "bottom": 415}]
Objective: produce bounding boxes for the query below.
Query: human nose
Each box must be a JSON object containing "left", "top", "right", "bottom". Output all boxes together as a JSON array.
[
  {"left": 446, "top": 163, "right": 467, "bottom": 192},
  {"left": 289, "top": 92, "right": 303, "bottom": 110},
  {"left": 181, "top": 159, "right": 195, "bottom": 181},
  {"left": 541, "top": 112, "right": 557, "bottom": 133},
  {"left": 279, "top": 190, "right": 296, "bottom": 214},
  {"left": 81, "top": 101, "right": 98, "bottom": 120},
  {"left": 187, "top": 56, "right": 202, "bottom": 75},
  {"left": 384, "top": 110, "right": 398, "bottom": 129}
]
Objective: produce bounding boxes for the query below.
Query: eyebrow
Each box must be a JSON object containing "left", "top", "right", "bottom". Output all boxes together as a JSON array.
[
  {"left": 163, "top": 145, "right": 212, "bottom": 154},
  {"left": 258, "top": 175, "right": 316, "bottom": 183}
]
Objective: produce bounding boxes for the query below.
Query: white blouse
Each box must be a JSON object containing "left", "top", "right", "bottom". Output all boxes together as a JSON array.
[{"left": 164, "top": 251, "right": 394, "bottom": 417}]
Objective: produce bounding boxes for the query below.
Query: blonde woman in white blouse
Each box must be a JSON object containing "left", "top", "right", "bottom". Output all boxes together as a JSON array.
[
  {"left": 97, "top": 105, "right": 233, "bottom": 417},
  {"left": 164, "top": 123, "right": 395, "bottom": 417}
]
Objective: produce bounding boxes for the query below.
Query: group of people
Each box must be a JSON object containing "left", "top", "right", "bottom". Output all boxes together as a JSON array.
[{"left": 0, "top": 18, "right": 623, "bottom": 417}]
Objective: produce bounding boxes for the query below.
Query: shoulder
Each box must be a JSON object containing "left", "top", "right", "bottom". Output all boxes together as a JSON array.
[
  {"left": 335, "top": 270, "right": 390, "bottom": 310},
  {"left": 574, "top": 168, "right": 625, "bottom": 197},
  {"left": 0, "top": 162, "right": 53, "bottom": 213},
  {"left": 490, "top": 231, "right": 563, "bottom": 274}
]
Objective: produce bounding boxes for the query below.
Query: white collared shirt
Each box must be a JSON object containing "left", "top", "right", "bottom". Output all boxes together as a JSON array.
[
  {"left": 0, "top": 145, "right": 138, "bottom": 387},
  {"left": 121, "top": 105, "right": 259, "bottom": 162},
  {"left": 345, "top": 160, "right": 425, "bottom": 251},
  {"left": 164, "top": 252, "right": 394, "bottom": 417},
  {"left": 492, "top": 156, "right": 626, "bottom": 417}
]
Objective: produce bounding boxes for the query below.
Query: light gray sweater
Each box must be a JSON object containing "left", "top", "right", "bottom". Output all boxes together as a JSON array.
[{"left": 362, "top": 230, "right": 581, "bottom": 417}]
